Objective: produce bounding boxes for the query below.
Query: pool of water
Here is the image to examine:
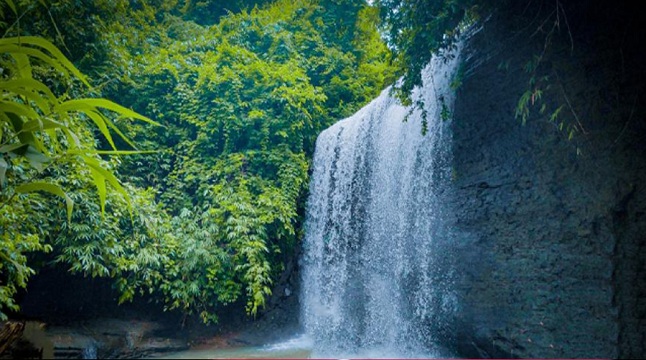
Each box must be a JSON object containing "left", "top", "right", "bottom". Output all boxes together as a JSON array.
[
  {"left": 149, "top": 333, "right": 450, "bottom": 359},
  {"left": 150, "top": 334, "right": 313, "bottom": 359}
]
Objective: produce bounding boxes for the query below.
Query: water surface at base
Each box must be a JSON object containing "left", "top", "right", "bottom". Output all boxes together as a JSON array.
[
  {"left": 149, "top": 333, "right": 452, "bottom": 359},
  {"left": 150, "top": 334, "right": 312, "bottom": 359}
]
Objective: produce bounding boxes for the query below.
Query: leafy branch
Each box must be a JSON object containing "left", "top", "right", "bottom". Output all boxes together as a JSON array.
[
  {"left": 0, "top": 33, "right": 158, "bottom": 319},
  {"left": 0, "top": 35, "right": 160, "bottom": 218}
]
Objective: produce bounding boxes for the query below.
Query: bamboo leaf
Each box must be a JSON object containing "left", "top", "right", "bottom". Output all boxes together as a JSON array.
[
  {"left": 10, "top": 52, "right": 32, "bottom": 78},
  {"left": 84, "top": 110, "right": 117, "bottom": 150},
  {"left": 104, "top": 118, "right": 138, "bottom": 149},
  {"left": 0, "top": 44, "right": 70, "bottom": 79},
  {"left": 21, "top": 118, "right": 67, "bottom": 133},
  {"left": 0, "top": 100, "right": 40, "bottom": 119},
  {"left": 3, "top": 88, "right": 50, "bottom": 113},
  {"left": 15, "top": 181, "right": 74, "bottom": 222},
  {"left": 62, "top": 128, "right": 81, "bottom": 148},
  {"left": 24, "top": 145, "right": 51, "bottom": 171},
  {"left": 81, "top": 155, "right": 132, "bottom": 212},
  {"left": 0, "top": 143, "right": 28, "bottom": 154},
  {"left": 57, "top": 99, "right": 161, "bottom": 126},
  {"left": 0, "top": 36, "right": 90, "bottom": 87},
  {"left": 6, "top": 113, "right": 37, "bottom": 146},
  {"left": 0, "top": 78, "right": 57, "bottom": 101},
  {"left": 5, "top": 0, "right": 17, "bottom": 14},
  {"left": 88, "top": 166, "right": 107, "bottom": 215}
]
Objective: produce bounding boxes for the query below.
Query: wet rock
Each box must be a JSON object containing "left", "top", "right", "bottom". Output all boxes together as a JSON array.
[
  {"left": 444, "top": 2, "right": 646, "bottom": 358},
  {"left": 44, "top": 319, "right": 188, "bottom": 359}
]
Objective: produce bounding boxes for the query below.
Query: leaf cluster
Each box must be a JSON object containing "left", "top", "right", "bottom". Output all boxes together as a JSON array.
[
  {"left": 1, "top": 0, "right": 396, "bottom": 323},
  {"left": 0, "top": 35, "right": 157, "bottom": 319}
]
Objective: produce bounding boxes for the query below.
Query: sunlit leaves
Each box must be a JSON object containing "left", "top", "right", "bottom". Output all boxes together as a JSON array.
[
  {"left": 0, "top": 0, "right": 396, "bottom": 324},
  {"left": 15, "top": 181, "right": 74, "bottom": 222},
  {"left": 1, "top": 36, "right": 158, "bottom": 215},
  {"left": 104, "top": 0, "right": 394, "bottom": 322},
  {"left": 0, "top": 36, "right": 155, "bottom": 318},
  {"left": 0, "top": 36, "right": 90, "bottom": 87},
  {"left": 0, "top": 198, "right": 53, "bottom": 320}
]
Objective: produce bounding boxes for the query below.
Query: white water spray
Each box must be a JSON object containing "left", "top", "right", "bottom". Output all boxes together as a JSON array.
[{"left": 301, "top": 45, "right": 462, "bottom": 358}]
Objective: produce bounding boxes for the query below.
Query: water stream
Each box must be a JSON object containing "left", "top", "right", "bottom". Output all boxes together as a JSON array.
[{"left": 300, "top": 45, "right": 462, "bottom": 358}]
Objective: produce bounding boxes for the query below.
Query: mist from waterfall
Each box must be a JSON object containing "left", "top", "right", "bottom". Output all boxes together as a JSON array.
[{"left": 300, "top": 45, "right": 462, "bottom": 358}]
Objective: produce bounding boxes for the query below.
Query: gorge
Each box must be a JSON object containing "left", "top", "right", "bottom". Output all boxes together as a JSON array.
[{"left": 3, "top": 1, "right": 645, "bottom": 359}]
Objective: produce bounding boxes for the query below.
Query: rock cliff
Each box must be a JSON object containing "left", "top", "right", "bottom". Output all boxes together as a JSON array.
[{"left": 445, "top": 2, "right": 645, "bottom": 357}]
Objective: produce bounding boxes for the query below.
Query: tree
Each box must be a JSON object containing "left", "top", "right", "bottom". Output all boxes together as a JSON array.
[
  {"left": 102, "top": 0, "right": 395, "bottom": 320},
  {"left": 377, "top": 0, "right": 474, "bottom": 103},
  {"left": 0, "top": 34, "right": 158, "bottom": 319},
  {"left": 1, "top": 0, "right": 397, "bottom": 324}
]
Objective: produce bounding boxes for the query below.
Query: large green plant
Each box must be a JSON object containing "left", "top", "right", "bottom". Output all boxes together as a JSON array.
[
  {"left": 1, "top": 0, "right": 396, "bottom": 323},
  {"left": 100, "top": 0, "right": 395, "bottom": 321},
  {"left": 0, "top": 34, "right": 158, "bottom": 319}
]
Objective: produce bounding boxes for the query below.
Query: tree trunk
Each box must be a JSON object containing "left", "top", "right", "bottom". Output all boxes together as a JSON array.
[{"left": 0, "top": 321, "right": 25, "bottom": 355}]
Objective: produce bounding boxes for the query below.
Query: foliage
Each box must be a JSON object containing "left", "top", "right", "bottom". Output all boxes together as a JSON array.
[
  {"left": 1, "top": 0, "right": 396, "bottom": 323},
  {"left": 510, "top": 2, "right": 585, "bottom": 149},
  {"left": 93, "top": 0, "right": 395, "bottom": 321},
  {"left": 0, "top": 10, "right": 158, "bottom": 319},
  {"left": 377, "top": 0, "right": 475, "bottom": 103},
  {"left": 0, "top": 199, "right": 51, "bottom": 320}
]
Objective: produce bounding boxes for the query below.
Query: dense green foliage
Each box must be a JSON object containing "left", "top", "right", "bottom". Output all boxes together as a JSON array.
[
  {"left": 1, "top": 0, "right": 602, "bottom": 326},
  {"left": 1, "top": 0, "right": 396, "bottom": 322},
  {"left": 376, "top": 0, "right": 474, "bottom": 102},
  {"left": 0, "top": 33, "right": 159, "bottom": 319}
]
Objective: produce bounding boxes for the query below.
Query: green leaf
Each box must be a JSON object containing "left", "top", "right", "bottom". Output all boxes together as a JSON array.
[
  {"left": 23, "top": 145, "right": 51, "bottom": 171},
  {"left": 57, "top": 99, "right": 161, "bottom": 126},
  {"left": 0, "top": 143, "right": 28, "bottom": 154},
  {"left": 7, "top": 52, "right": 32, "bottom": 79},
  {"left": 0, "top": 100, "right": 40, "bottom": 119},
  {"left": 88, "top": 166, "right": 107, "bottom": 215},
  {"left": 84, "top": 110, "right": 117, "bottom": 150},
  {"left": 0, "top": 36, "right": 90, "bottom": 87},
  {"left": 81, "top": 155, "right": 132, "bottom": 213},
  {"left": 104, "top": 118, "right": 138, "bottom": 149},
  {"left": 5, "top": 0, "right": 17, "bottom": 15},
  {"left": 0, "top": 79, "right": 56, "bottom": 101},
  {"left": 15, "top": 181, "right": 74, "bottom": 222},
  {"left": 21, "top": 118, "right": 67, "bottom": 133},
  {"left": 0, "top": 44, "right": 70, "bottom": 82},
  {"left": 0, "top": 157, "right": 7, "bottom": 187},
  {"left": 62, "top": 128, "right": 81, "bottom": 148}
]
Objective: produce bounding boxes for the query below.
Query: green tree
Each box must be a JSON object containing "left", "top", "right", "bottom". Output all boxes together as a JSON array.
[
  {"left": 0, "top": 34, "right": 158, "bottom": 319},
  {"left": 102, "top": 0, "right": 395, "bottom": 320},
  {"left": 377, "top": 0, "right": 475, "bottom": 103},
  {"left": 1, "top": 0, "right": 397, "bottom": 323}
]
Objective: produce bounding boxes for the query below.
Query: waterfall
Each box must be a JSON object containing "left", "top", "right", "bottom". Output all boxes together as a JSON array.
[{"left": 301, "top": 45, "right": 462, "bottom": 357}]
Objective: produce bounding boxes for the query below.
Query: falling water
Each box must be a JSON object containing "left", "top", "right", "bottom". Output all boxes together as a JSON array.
[{"left": 301, "top": 45, "right": 462, "bottom": 358}]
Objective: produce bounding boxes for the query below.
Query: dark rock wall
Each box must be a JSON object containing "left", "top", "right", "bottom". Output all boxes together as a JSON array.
[{"left": 445, "top": 2, "right": 645, "bottom": 358}]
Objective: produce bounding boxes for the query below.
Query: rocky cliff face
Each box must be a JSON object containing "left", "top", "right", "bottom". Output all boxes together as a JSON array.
[{"left": 444, "top": 3, "right": 645, "bottom": 358}]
